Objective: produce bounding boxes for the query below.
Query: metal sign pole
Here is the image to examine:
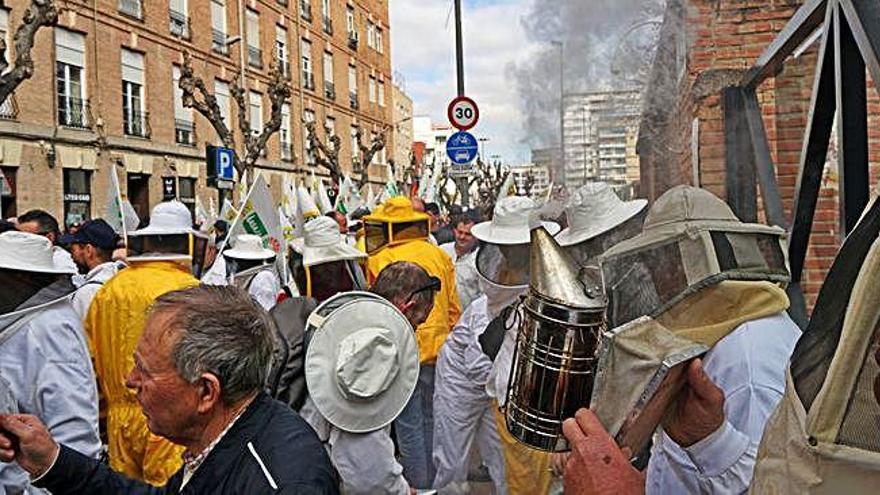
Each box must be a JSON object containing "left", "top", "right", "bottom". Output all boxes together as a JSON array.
[{"left": 453, "top": 0, "right": 469, "bottom": 207}]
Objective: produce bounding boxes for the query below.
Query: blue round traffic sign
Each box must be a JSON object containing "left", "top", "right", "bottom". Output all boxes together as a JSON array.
[{"left": 446, "top": 131, "right": 479, "bottom": 165}]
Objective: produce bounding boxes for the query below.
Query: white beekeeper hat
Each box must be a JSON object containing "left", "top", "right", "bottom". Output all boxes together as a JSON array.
[
  {"left": 224, "top": 234, "right": 275, "bottom": 260},
  {"left": 129, "top": 200, "right": 195, "bottom": 237},
  {"left": 555, "top": 182, "right": 647, "bottom": 247},
  {"left": 0, "top": 231, "right": 76, "bottom": 274},
  {"left": 471, "top": 196, "right": 560, "bottom": 245},
  {"left": 305, "top": 294, "right": 419, "bottom": 433},
  {"left": 292, "top": 216, "right": 366, "bottom": 267}
]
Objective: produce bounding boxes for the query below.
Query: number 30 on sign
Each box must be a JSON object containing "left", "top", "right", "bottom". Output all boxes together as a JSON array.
[{"left": 447, "top": 96, "right": 480, "bottom": 131}]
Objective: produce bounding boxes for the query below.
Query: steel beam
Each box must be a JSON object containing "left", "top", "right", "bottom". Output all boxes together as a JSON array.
[
  {"left": 742, "top": 0, "right": 829, "bottom": 89},
  {"left": 839, "top": 0, "right": 880, "bottom": 93},
  {"left": 834, "top": 4, "right": 869, "bottom": 235},
  {"left": 743, "top": 89, "right": 787, "bottom": 229},
  {"left": 723, "top": 87, "right": 758, "bottom": 222},
  {"left": 789, "top": 5, "right": 836, "bottom": 285}
]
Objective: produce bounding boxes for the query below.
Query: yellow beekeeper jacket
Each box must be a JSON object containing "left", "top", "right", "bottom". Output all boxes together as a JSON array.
[
  {"left": 85, "top": 260, "right": 199, "bottom": 485},
  {"left": 364, "top": 198, "right": 461, "bottom": 364}
]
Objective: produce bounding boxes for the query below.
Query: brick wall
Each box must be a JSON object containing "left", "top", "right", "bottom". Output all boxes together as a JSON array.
[{"left": 638, "top": 0, "right": 880, "bottom": 312}]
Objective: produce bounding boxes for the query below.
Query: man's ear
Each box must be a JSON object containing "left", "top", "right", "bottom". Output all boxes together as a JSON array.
[
  {"left": 196, "top": 373, "right": 223, "bottom": 414},
  {"left": 397, "top": 298, "right": 415, "bottom": 315}
]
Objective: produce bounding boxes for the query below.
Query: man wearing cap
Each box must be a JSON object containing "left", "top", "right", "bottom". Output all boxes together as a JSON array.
[
  {"left": 433, "top": 195, "right": 559, "bottom": 495},
  {"left": 0, "top": 231, "right": 101, "bottom": 493},
  {"left": 362, "top": 196, "right": 461, "bottom": 489},
  {"left": 60, "top": 218, "right": 125, "bottom": 319},
  {"left": 299, "top": 261, "right": 437, "bottom": 494},
  {"left": 222, "top": 234, "right": 281, "bottom": 310},
  {"left": 555, "top": 182, "right": 647, "bottom": 268},
  {"left": 559, "top": 186, "right": 800, "bottom": 494},
  {"left": 439, "top": 210, "right": 484, "bottom": 311},
  {"left": 85, "top": 200, "right": 205, "bottom": 485}
]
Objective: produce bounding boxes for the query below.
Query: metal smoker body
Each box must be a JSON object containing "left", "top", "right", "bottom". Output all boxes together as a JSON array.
[{"left": 504, "top": 227, "right": 607, "bottom": 452}]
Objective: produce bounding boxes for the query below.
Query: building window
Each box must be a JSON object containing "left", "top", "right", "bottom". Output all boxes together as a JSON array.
[
  {"left": 56, "top": 28, "right": 88, "bottom": 129},
  {"left": 346, "top": 6, "right": 357, "bottom": 48},
  {"left": 350, "top": 125, "right": 359, "bottom": 162},
  {"left": 0, "top": 9, "right": 14, "bottom": 120},
  {"left": 378, "top": 80, "right": 385, "bottom": 107},
  {"left": 325, "top": 116, "right": 335, "bottom": 148},
  {"left": 376, "top": 27, "right": 383, "bottom": 54},
  {"left": 173, "top": 66, "right": 195, "bottom": 146},
  {"left": 0, "top": 166, "right": 16, "bottom": 218},
  {"left": 321, "top": 0, "right": 332, "bottom": 34},
  {"left": 303, "top": 109, "right": 315, "bottom": 165},
  {"left": 249, "top": 91, "right": 263, "bottom": 135},
  {"left": 348, "top": 65, "right": 358, "bottom": 109},
  {"left": 214, "top": 80, "right": 231, "bottom": 130},
  {"left": 121, "top": 49, "right": 148, "bottom": 138},
  {"left": 63, "top": 169, "right": 92, "bottom": 227},
  {"left": 211, "top": 0, "right": 227, "bottom": 54},
  {"left": 119, "top": 0, "right": 142, "bottom": 19},
  {"left": 179, "top": 178, "right": 196, "bottom": 219},
  {"left": 300, "top": 0, "right": 312, "bottom": 22},
  {"left": 368, "top": 76, "right": 376, "bottom": 103},
  {"left": 246, "top": 9, "right": 261, "bottom": 68},
  {"left": 280, "top": 103, "right": 292, "bottom": 161},
  {"left": 366, "top": 21, "right": 375, "bottom": 49},
  {"left": 323, "top": 51, "right": 334, "bottom": 99},
  {"left": 301, "top": 39, "right": 314, "bottom": 90},
  {"left": 170, "top": 0, "right": 189, "bottom": 38},
  {"left": 275, "top": 26, "right": 289, "bottom": 77}
]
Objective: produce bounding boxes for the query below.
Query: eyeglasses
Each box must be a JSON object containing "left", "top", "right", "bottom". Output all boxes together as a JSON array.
[{"left": 407, "top": 276, "right": 441, "bottom": 302}]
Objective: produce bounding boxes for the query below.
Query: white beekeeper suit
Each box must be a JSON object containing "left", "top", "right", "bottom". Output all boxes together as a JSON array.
[{"left": 223, "top": 234, "right": 281, "bottom": 310}]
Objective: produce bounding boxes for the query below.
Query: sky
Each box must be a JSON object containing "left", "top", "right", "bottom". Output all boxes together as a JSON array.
[{"left": 390, "top": 0, "right": 541, "bottom": 165}]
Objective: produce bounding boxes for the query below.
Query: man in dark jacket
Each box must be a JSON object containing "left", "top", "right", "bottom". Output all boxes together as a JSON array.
[{"left": 0, "top": 285, "right": 338, "bottom": 494}]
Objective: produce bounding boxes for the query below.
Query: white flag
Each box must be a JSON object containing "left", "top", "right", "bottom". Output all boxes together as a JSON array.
[
  {"left": 104, "top": 165, "right": 128, "bottom": 240},
  {"left": 227, "top": 173, "right": 287, "bottom": 280}
]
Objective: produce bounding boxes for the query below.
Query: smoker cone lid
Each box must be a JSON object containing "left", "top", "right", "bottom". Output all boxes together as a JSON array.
[{"left": 529, "top": 226, "right": 605, "bottom": 310}]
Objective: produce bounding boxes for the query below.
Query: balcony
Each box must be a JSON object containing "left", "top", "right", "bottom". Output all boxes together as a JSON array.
[
  {"left": 281, "top": 140, "right": 293, "bottom": 161},
  {"left": 124, "top": 109, "right": 150, "bottom": 138},
  {"left": 118, "top": 0, "right": 142, "bottom": 19},
  {"left": 303, "top": 72, "right": 315, "bottom": 91},
  {"left": 175, "top": 119, "right": 197, "bottom": 146},
  {"left": 0, "top": 94, "right": 18, "bottom": 120},
  {"left": 349, "top": 92, "right": 358, "bottom": 110},
  {"left": 248, "top": 46, "right": 262, "bottom": 69},
  {"left": 57, "top": 96, "right": 91, "bottom": 129},
  {"left": 347, "top": 31, "right": 359, "bottom": 50},
  {"left": 170, "top": 10, "right": 189, "bottom": 39},
  {"left": 212, "top": 30, "right": 228, "bottom": 54},
  {"left": 323, "top": 16, "right": 333, "bottom": 35},
  {"left": 324, "top": 81, "right": 335, "bottom": 100},
  {"left": 300, "top": 1, "right": 312, "bottom": 22}
]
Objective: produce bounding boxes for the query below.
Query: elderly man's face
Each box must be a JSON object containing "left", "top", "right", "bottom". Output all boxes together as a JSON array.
[{"left": 126, "top": 311, "right": 202, "bottom": 444}]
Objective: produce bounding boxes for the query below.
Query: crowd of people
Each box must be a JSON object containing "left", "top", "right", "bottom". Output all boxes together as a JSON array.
[{"left": 0, "top": 179, "right": 874, "bottom": 494}]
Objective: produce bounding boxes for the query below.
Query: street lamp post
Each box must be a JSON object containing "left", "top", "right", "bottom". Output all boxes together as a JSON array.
[{"left": 551, "top": 41, "right": 565, "bottom": 187}]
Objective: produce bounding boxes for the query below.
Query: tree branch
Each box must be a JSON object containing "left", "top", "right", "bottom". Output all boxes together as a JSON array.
[
  {"left": 179, "top": 51, "right": 235, "bottom": 150},
  {"left": 0, "top": 0, "right": 60, "bottom": 105},
  {"left": 306, "top": 121, "right": 342, "bottom": 186}
]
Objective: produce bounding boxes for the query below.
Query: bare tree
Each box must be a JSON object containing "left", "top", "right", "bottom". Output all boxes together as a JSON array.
[
  {"left": 0, "top": 0, "right": 61, "bottom": 105},
  {"left": 179, "top": 51, "right": 291, "bottom": 183},
  {"left": 306, "top": 122, "right": 386, "bottom": 189}
]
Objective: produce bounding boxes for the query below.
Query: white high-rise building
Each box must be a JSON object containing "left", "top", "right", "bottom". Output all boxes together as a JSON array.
[{"left": 413, "top": 116, "right": 455, "bottom": 167}]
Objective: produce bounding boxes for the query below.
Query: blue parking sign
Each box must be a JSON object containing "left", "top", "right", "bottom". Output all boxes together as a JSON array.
[
  {"left": 215, "top": 147, "right": 235, "bottom": 180},
  {"left": 446, "top": 131, "right": 479, "bottom": 166}
]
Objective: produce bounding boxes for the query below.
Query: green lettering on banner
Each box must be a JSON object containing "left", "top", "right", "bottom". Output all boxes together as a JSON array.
[{"left": 243, "top": 212, "right": 270, "bottom": 239}]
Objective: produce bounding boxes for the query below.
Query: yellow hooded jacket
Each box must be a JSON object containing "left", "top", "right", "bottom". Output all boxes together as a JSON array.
[{"left": 85, "top": 260, "right": 198, "bottom": 485}]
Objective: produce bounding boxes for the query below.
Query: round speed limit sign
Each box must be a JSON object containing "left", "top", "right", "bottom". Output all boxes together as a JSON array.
[{"left": 447, "top": 96, "right": 480, "bottom": 131}]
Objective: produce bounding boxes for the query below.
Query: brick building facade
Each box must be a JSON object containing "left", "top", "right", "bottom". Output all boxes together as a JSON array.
[
  {"left": 0, "top": 0, "right": 393, "bottom": 227},
  {"left": 638, "top": 0, "right": 880, "bottom": 311}
]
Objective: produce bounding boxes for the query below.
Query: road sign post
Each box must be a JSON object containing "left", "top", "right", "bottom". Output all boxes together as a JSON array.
[
  {"left": 447, "top": 96, "right": 480, "bottom": 131},
  {"left": 207, "top": 144, "right": 236, "bottom": 206},
  {"left": 446, "top": 131, "right": 479, "bottom": 208}
]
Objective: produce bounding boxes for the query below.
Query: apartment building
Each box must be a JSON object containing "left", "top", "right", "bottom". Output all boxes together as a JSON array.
[
  {"left": 0, "top": 0, "right": 393, "bottom": 226},
  {"left": 390, "top": 78, "right": 412, "bottom": 179}
]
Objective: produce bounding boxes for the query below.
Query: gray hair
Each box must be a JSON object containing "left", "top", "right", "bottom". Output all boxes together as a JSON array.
[
  {"left": 150, "top": 285, "right": 276, "bottom": 405},
  {"left": 370, "top": 261, "right": 434, "bottom": 308}
]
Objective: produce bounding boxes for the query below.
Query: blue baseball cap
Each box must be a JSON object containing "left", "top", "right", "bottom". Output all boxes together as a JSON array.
[{"left": 59, "top": 219, "right": 119, "bottom": 250}]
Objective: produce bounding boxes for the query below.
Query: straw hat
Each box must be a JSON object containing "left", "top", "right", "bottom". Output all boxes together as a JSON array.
[
  {"left": 224, "top": 234, "right": 276, "bottom": 260},
  {"left": 555, "top": 182, "right": 647, "bottom": 247},
  {"left": 129, "top": 200, "right": 194, "bottom": 237},
  {"left": 291, "top": 216, "right": 366, "bottom": 267},
  {"left": 305, "top": 293, "right": 419, "bottom": 433},
  {"left": 471, "top": 196, "right": 560, "bottom": 245},
  {"left": 0, "top": 231, "right": 76, "bottom": 274}
]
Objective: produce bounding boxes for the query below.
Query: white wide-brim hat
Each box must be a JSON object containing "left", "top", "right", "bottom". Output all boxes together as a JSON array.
[
  {"left": 472, "top": 195, "right": 560, "bottom": 245},
  {"left": 224, "top": 234, "right": 276, "bottom": 260},
  {"left": 130, "top": 200, "right": 196, "bottom": 237},
  {"left": 305, "top": 296, "right": 419, "bottom": 433},
  {"left": 0, "top": 231, "right": 76, "bottom": 274},
  {"left": 556, "top": 182, "right": 648, "bottom": 247},
  {"left": 291, "top": 216, "right": 366, "bottom": 267}
]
